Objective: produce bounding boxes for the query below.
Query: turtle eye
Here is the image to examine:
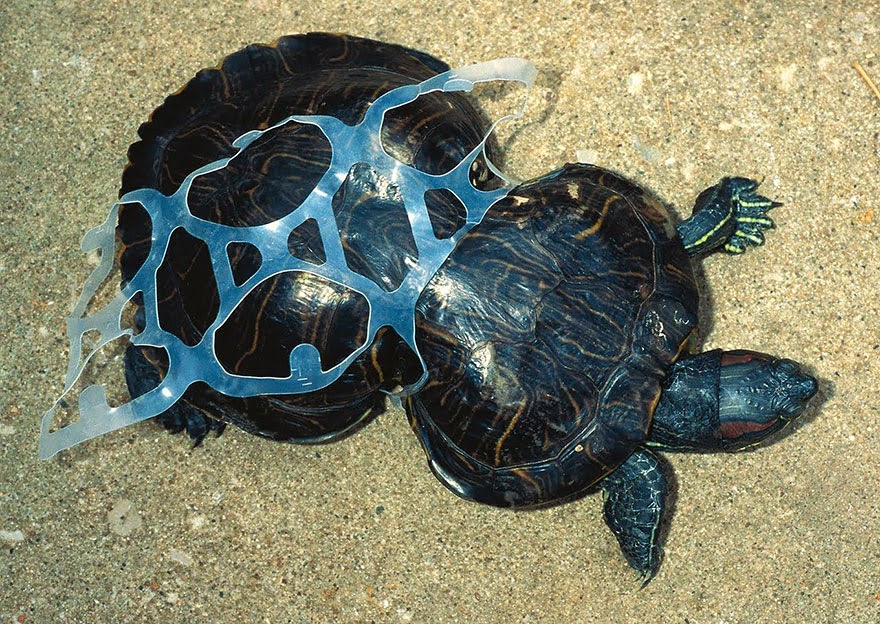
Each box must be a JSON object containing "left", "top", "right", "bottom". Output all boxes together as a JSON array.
[{"left": 774, "top": 359, "right": 798, "bottom": 376}]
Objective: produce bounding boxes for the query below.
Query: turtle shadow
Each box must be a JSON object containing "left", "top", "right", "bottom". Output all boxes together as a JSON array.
[
  {"left": 493, "top": 67, "right": 565, "bottom": 174},
  {"left": 689, "top": 258, "right": 716, "bottom": 349}
]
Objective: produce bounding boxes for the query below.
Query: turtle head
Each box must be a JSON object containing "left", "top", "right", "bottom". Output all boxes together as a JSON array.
[{"left": 716, "top": 350, "right": 818, "bottom": 449}]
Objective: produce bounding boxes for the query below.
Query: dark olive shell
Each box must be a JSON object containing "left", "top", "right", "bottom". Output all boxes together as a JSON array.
[
  {"left": 118, "top": 33, "right": 497, "bottom": 441},
  {"left": 407, "top": 164, "right": 698, "bottom": 508},
  {"left": 120, "top": 34, "right": 701, "bottom": 510}
]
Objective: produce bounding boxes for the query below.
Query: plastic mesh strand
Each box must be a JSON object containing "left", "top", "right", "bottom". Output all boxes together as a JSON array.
[{"left": 39, "top": 57, "right": 537, "bottom": 459}]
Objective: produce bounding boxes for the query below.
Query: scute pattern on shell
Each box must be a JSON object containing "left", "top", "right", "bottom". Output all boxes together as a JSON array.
[
  {"left": 406, "top": 164, "right": 698, "bottom": 507},
  {"left": 117, "top": 33, "right": 499, "bottom": 441},
  {"left": 115, "top": 33, "right": 700, "bottom": 509}
]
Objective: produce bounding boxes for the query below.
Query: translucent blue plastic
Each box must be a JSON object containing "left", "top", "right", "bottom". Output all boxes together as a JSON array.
[{"left": 39, "top": 57, "right": 537, "bottom": 459}]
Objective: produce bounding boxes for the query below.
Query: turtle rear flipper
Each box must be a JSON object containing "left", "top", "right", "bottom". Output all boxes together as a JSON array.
[
  {"left": 601, "top": 448, "right": 667, "bottom": 583},
  {"left": 123, "top": 345, "right": 225, "bottom": 445}
]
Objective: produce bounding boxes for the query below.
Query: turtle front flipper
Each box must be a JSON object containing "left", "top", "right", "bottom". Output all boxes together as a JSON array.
[
  {"left": 601, "top": 448, "right": 667, "bottom": 584},
  {"left": 677, "top": 177, "right": 780, "bottom": 256}
]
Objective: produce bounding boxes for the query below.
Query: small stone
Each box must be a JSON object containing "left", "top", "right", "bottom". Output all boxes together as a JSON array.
[
  {"left": 168, "top": 549, "right": 193, "bottom": 566},
  {"left": 779, "top": 63, "right": 798, "bottom": 91},
  {"left": 0, "top": 529, "right": 26, "bottom": 544},
  {"left": 681, "top": 162, "right": 696, "bottom": 182},
  {"left": 626, "top": 72, "right": 645, "bottom": 96},
  {"left": 108, "top": 499, "right": 142, "bottom": 536},
  {"left": 85, "top": 249, "right": 102, "bottom": 266},
  {"left": 856, "top": 208, "right": 875, "bottom": 225},
  {"left": 575, "top": 148, "right": 598, "bottom": 164},
  {"left": 632, "top": 138, "right": 659, "bottom": 163}
]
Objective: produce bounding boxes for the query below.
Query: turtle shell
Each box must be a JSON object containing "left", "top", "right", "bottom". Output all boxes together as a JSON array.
[
  {"left": 117, "top": 33, "right": 498, "bottom": 441},
  {"left": 406, "top": 164, "right": 699, "bottom": 508}
]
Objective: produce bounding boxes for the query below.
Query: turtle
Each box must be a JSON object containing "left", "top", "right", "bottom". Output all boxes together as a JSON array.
[{"left": 117, "top": 33, "right": 818, "bottom": 580}]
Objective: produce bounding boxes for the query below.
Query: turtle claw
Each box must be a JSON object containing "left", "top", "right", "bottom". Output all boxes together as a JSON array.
[
  {"left": 156, "top": 402, "right": 226, "bottom": 446},
  {"left": 722, "top": 177, "right": 779, "bottom": 255},
  {"left": 123, "top": 345, "right": 226, "bottom": 446}
]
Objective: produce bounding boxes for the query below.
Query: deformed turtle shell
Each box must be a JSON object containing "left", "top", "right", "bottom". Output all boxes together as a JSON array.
[{"left": 118, "top": 33, "right": 501, "bottom": 441}]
